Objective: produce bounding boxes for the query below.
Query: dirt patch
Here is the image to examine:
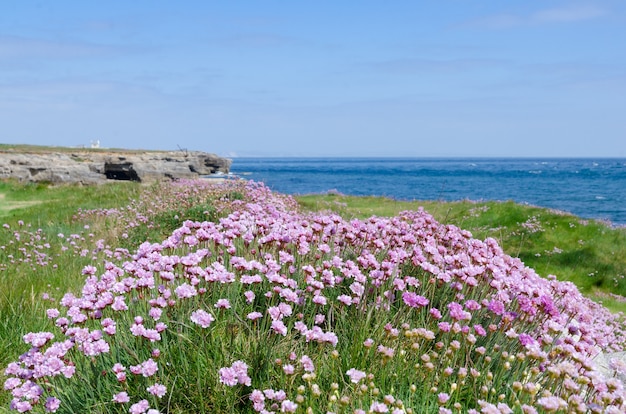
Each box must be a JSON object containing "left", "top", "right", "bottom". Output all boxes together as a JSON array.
[{"left": 0, "top": 193, "right": 42, "bottom": 215}]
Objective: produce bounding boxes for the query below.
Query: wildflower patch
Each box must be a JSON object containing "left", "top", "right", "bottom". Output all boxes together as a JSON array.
[{"left": 3, "top": 180, "right": 626, "bottom": 413}]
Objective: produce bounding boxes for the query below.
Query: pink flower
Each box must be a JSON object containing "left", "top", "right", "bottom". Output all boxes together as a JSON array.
[
  {"left": 142, "top": 329, "right": 161, "bottom": 342},
  {"left": 487, "top": 300, "right": 505, "bottom": 315},
  {"left": 247, "top": 312, "right": 263, "bottom": 321},
  {"left": 281, "top": 400, "right": 298, "bottom": 412},
  {"left": 377, "top": 345, "right": 394, "bottom": 358},
  {"left": 337, "top": 294, "right": 352, "bottom": 305},
  {"left": 346, "top": 368, "right": 366, "bottom": 383},
  {"left": 214, "top": 299, "right": 231, "bottom": 309},
  {"left": 129, "top": 399, "right": 150, "bottom": 414},
  {"left": 23, "top": 331, "right": 54, "bottom": 348},
  {"left": 244, "top": 290, "right": 255, "bottom": 303},
  {"left": 11, "top": 400, "right": 32, "bottom": 412},
  {"left": 112, "top": 391, "right": 130, "bottom": 403},
  {"left": 218, "top": 367, "right": 238, "bottom": 386},
  {"left": 102, "top": 318, "right": 116, "bottom": 335},
  {"left": 174, "top": 283, "right": 197, "bottom": 299},
  {"left": 402, "top": 292, "right": 429, "bottom": 308},
  {"left": 112, "top": 296, "right": 128, "bottom": 311},
  {"left": 268, "top": 306, "right": 282, "bottom": 320},
  {"left": 438, "top": 322, "right": 451, "bottom": 332},
  {"left": 312, "top": 295, "right": 327, "bottom": 305},
  {"left": 190, "top": 309, "right": 215, "bottom": 328},
  {"left": 46, "top": 308, "right": 60, "bottom": 319},
  {"left": 300, "top": 355, "right": 315, "bottom": 372},
  {"left": 370, "top": 402, "right": 389, "bottom": 413},
  {"left": 448, "top": 302, "right": 471, "bottom": 321},
  {"left": 149, "top": 307, "right": 162, "bottom": 320},
  {"left": 4, "top": 378, "right": 21, "bottom": 390},
  {"left": 537, "top": 396, "right": 565, "bottom": 411},
  {"left": 219, "top": 360, "right": 251, "bottom": 386},
  {"left": 271, "top": 320, "right": 288, "bottom": 336},
  {"left": 283, "top": 364, "right": 295, "bottom": 375},
  {"left": 232, "top": 360, "right": 252, "bottom": 386},
  {"left": 473, "top": 324, "right": 487, "bottom": 337},
  {"left": 44, "top": 397, "right": 60, "bottom": 412},
  {"left": 147, "top": 383, "right": 167, "bottom": 398},
  {"left": 135, "top": 358, "right": 158, "bottom": 377}
]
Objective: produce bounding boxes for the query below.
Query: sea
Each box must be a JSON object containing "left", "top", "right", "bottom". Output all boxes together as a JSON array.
[{"left": 228, "top": 158, "right": 626, "bottom": 226}]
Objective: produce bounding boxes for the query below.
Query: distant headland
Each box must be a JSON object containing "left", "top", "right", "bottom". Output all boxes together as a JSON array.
[{"left": 0, "top": 144, "right": 231, "bottom": 184}]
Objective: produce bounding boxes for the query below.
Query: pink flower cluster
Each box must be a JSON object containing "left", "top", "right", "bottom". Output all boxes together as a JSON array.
[
  {"left": 4, "top": 179, "right": 626, "bottom": 412},
  {"left": 219, "top": 360, "right": 251, "bottom": 386}
]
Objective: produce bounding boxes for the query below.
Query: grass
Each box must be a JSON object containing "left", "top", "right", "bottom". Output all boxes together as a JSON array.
[
  {"left": 1, "top": 180, "right": 626, "bottom": 413},
  {"left": 0, "top": 143, "right": 161, "bottom": 154}
]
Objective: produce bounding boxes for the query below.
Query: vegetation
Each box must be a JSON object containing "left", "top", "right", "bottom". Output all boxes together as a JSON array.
[
  {"left": 1, "top": 179, "right": 626, "bottom": 413},
  {"left": 0, "top": 143, "right": 158, "bottom": 154},
  {"left": 296, "top": 193, "right": 626, "bottom": 313}
]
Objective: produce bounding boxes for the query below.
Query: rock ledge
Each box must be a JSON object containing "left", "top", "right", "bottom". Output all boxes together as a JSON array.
[{"left": 0, "top": 148, "right": 231, "bottom": 184}]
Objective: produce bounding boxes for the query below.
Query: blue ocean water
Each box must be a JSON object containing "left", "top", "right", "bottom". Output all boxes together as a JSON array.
[{"left": 229, "top": 158, "right": 626, "bottom": 226}]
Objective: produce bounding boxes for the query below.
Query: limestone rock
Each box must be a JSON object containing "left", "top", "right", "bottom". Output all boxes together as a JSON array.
[{"left": 0, "top": 148, "right": 232, "bottom": 184}]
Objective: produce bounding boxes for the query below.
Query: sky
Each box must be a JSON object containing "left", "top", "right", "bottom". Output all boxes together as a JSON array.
[{"left": 1, "top": 1, "right": 625, "bottom": 158}]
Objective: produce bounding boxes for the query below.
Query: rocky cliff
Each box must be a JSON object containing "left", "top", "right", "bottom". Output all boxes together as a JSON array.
[{"left": 0, "top": 148, "right": 232, "bottom": 184}]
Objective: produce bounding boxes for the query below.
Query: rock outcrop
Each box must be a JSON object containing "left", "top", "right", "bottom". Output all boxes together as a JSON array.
[{"left": 0, "top": 148, "right": 232, "bottom": 184}]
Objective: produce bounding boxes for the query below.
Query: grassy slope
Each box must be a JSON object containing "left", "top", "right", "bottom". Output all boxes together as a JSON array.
[
  {"left": 1, "top": 180, "right": 625, "bottom": 411},
  {"left": 0, "top": 181, "right": 142, "bottom": 378},
  {"left": 296, "top": 193, "right": 626, "bottom": 313}
]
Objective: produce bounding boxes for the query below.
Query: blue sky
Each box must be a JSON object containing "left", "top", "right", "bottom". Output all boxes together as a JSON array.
[{"left": 1, "top": 1, "right": 625, "bottom": 157}]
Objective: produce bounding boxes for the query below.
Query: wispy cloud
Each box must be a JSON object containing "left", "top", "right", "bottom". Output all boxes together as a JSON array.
[
  {"left": 0, "top": 35, "right": 134, "bottom": 60},
  {"left": 210, "top": 33, "right": 297, "bottom": 48},
  {"left": 365, "top": 57, "right": 507, "bottom": 75},
  {"left": 532, "top": 5, "right": 606, "bottom": 23},
  {"left": 461, "top": 5, "right": 607, "bottom": 29}
]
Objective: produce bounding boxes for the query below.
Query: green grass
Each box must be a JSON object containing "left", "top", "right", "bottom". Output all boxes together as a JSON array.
[
  {"left": 0, "top": 143, "right": 159, "bottom": 154},
  {"left": 295, "top": 193, "right": 626, "bottom": 313},
  {"left": 0, "top": 181, "right": 142, "bottom": 374}
]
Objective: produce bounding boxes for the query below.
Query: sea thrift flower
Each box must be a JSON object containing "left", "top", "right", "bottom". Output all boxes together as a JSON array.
[
  {"left": 112, "top": 391, "right": 130, "bottom": 403},
  {"left": 102, "top": 318, "right": 117, "bottom": 335},
  {"left": 44, "top": 397, "right": 60, "bottom": 412},
  {"left": 271, "top": 320, "right": 288, "bottom": 336},
  {"left": 174, "top": 283, "right": 197, "bottom": 299},
  {"left": 346, "top": 368, "right": 367, "bottom": 383},
  {"left": 133, "top": 358, "right": 158, "bottom": 377},
  {"left": 147, "top": 383, "right": 167, "bottom": 398},
  {"left": 23, "top": 332, "right": 54, "bottom": 348},
  {"left": 218, "top": 367, "right": 238, "bottom": 386},
  {"left": 281, "top": 400, "right": 298, "bottom": 412},
  {"left": 300, "top": 355, "right": 315, "bottom": 372},
  {"left": 247, "top": 311, "right": 263, "bottom": 320},
  {"left": 219, "top": 360, "right": 251, "bottom": 386},
  {"left": 129, "top": 399, "right": 150, "bottom": 414},
  {"left": 214, "top": 299, "right": 231, "bottom": 309},
  {"left": 190, "top": 309, "right": 215, "bottom": 328},
  {"left": 448, "top": 302, "right": 471, "bottom": 321},
  {"left": 148, "top": 307, "right": 162, "bottom": 320},
  {"left": 46, "top": 308, "right": 60, "bottom": 319},
  {"left": 402, "top": 292, "right": 429, "bottom": 308},
  {"left": 250, "top": 389, "right": 265, "bottom": 411}
]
